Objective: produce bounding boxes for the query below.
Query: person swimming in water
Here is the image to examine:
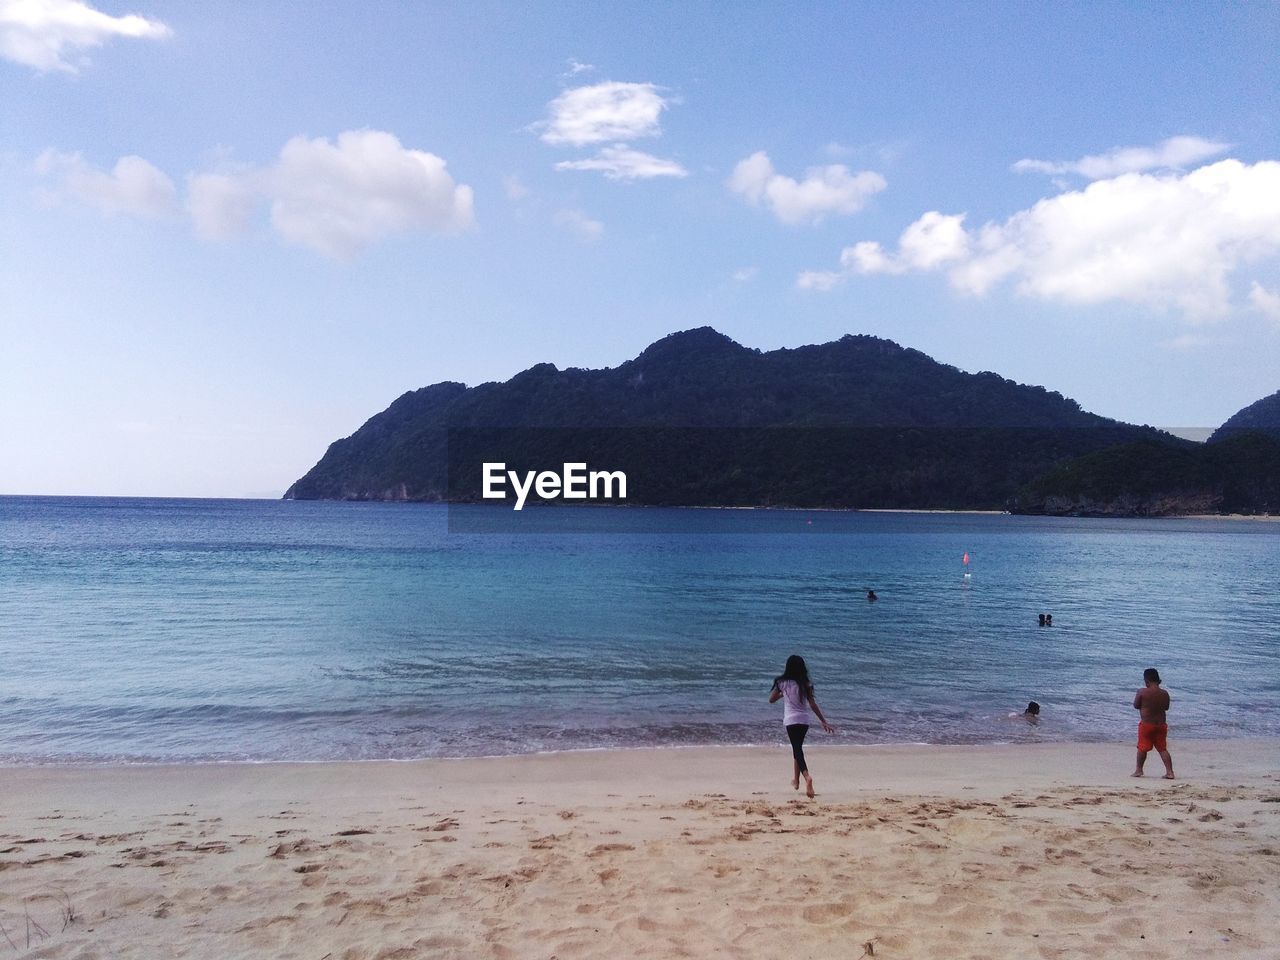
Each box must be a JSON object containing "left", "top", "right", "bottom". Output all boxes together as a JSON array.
[{"left": 1008, "top": 700, "right": 1041, "bottom": 724}]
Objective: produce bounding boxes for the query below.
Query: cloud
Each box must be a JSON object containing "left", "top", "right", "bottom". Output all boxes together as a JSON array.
[
  {"left": 0, "top": 0, "right": 169, "bottom": 72},
  {"left": 1250, "top": 281, "right": 1280, "bottom": 322},
  {"left": 186, "top": 171, "right": 257, "bottom": 239},
  {"left": 1013, "top": 136, "right": 1231, "bottom": 180},
  {"left": 538, "top": 81, "right": 671, "bottom": 147},
  {"left": 727, "top": 151, "right": 886, "bottom": 225},
  {"left": 534, "top": 79, "right": 686, "bottom": 184},
  {"left": 829, "top": 212, "right": 970, "bottom": 278},
  {"left": 795, "top": 269, "right": 843, "bottom": 292},
  {"left": 265, "top": 131, "right": 474, "bottom": 258},
  {"left": 732, "top": 266, "right": 758, "bottom": 282},
  {"left": 35, "top": 130, "right": 474, "bottom": 258},
  {"left": 35, "top": 148, "right": 177, "bottom": 217},
  {"left": 801, "top": 159, "right": 1280, "bottom": 320},
  {"left": 553, "top": 208, "right": 603, "bottom": 242},
  {"left": 554, "top": 145, "right": 687, "bottom": 181},
  {"left": 264, "top": 130, "right": 474, "bottom": 259}
]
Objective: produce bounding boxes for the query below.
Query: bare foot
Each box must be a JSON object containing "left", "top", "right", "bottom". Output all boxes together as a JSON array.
[
  {"left": 1163, "top": 773, "right": 1175, "bottom": 780},
  {"left": 805, "top": 778, "right": 815, "bottom": 799},
  {"left": 791, "top": 778, "right": 799, "bottom": 790},
  {"left": 1131, "top": 771, "right": 1144, "bottom": 777}
]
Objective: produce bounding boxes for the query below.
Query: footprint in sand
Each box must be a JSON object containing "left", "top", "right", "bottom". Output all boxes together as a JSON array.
[
  {"left": 587, "top": 843, "right": 635, "bottom": 856},
  {"left": 802, "top": 901, "right": 853, "bottom": 923}
]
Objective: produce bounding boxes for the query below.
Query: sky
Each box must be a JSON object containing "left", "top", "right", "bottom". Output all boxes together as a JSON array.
[{"left": 2, "top": 0, "right": 1279, "bottom": 497}]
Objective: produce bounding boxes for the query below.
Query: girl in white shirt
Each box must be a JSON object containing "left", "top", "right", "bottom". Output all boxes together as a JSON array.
[{"left": 768, "top": 654, "right": 835, "bottom": 798}]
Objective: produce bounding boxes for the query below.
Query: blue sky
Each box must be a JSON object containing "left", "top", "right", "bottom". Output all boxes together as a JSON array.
[{"left": 2, "top": 0, "right": 1279, "bottom": 497}]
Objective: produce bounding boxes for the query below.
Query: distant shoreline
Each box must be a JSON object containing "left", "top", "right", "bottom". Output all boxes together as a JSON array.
[
  {"left": 1181, "top": 512, "right": 1279, "bottom": 522},
  {"left": 855, "top": 507, "right": 1007, "bottom": 515},
  {"left": 677, "top": 504, "right": 1006, "bottom": 514},
  {"left": 3, "top": 494, "right": 1275, "bottom": 521}
]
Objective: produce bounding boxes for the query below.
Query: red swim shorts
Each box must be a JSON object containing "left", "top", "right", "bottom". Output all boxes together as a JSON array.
[{"left": 1137, "top": 721, "right": 1168, "bottom": 752}]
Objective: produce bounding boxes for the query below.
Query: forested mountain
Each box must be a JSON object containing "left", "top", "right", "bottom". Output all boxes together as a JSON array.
[
  {"left": 1011, "top": 386, "right": 1280, "bottom": 516},
  {"left": 287, "top": 327, "right": 1181, "bottom": 510},
  {"left": 1010, "top": 433, "right": 1280, "bottom": 516},
  {"left": 1000, "top": 388, "right": 1280, "bottom": 516},
  {"left": 1208, "top": 389, "right": 1280, "bottom": 443}
]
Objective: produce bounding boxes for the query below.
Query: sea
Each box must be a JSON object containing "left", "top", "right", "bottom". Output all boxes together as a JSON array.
[{"left": 1, "top": 496, "right": 1277, "bottom": 765}]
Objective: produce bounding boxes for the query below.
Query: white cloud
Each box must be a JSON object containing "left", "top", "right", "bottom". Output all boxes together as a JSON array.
[
  {"left": 35, "top": 129, "right": 474, "bottom": 258},
  {"left": 554, "top": 145, "right": 687, "bottom": 181},
  {"left": 186, "top": 171, "right": 257, "bottom": 239},
  {"left": 832, "top": 212, "right": 970, "bottom": 278},
  {"left": 897, "top": 211, "right": 970, "bottom": 269},
  {"left": 727, "top": 151, "right": 886, "bottom": 225},
  {"left": 802, "top": 159, "right": 1280, "bottom": 320},
  {"left": 1250, "top": 281, "right": 1280, "bottom": 322},
  {"left": 1013, "top": 135, "right": 1230, "bottom": 180},
  {"left": 841, "top": 240, "right": 898, "bottom": 274},
  {"left": 796, "top": 269, "right": 842, "bottom": 292},
  {"left": 564, "top": 58, "right": 595, "bottom": 77},
  {"left": 732, "top": 266, "right": 758, "bottom": 282},
  {"left": 538, "top": 81, "right": 671, "bottom": 147},
  {"left": 265, "top": 130, "right": 474, "bottom": 259},
  {"left": 35, "top": 148, "right": 177, "bottom": 217},
  {"left": 553, "top": 208, "right": 603, "bottom": 242},
  {"left": 0, "top": 0, "right": 169, "bottom": 72}
]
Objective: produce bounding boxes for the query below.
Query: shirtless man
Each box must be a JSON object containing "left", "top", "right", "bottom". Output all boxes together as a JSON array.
[{"left": 1132, "top": 667, "right": 1175, "bottom": 779}]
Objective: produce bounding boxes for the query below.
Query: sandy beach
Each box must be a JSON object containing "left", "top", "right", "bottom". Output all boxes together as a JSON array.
[{"left": 3, "top": 740, "right": 1277, "bottom": 959}]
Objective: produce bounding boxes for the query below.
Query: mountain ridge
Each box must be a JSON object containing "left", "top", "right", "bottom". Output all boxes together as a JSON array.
[
  {"left": 286, "top": 327, "right": 1182, "bottom": 509},
  {"left": 1209, "top": 388, "right": 1280, "bottom": 443}
]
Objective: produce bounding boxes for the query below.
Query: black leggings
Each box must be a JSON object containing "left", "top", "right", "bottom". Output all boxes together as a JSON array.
[{"left": 786, "top": 723, "right": 810, "bottom": 774}]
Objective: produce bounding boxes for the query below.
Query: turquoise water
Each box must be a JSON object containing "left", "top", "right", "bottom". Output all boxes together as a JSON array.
[{"left": 1, "top": 496, "right": 1277, "bottom": 763}]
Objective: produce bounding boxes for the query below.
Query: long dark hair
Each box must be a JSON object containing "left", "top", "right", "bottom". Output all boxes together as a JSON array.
[{"left": 774, "top": 654, "right": 813, "bottom": 696}]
